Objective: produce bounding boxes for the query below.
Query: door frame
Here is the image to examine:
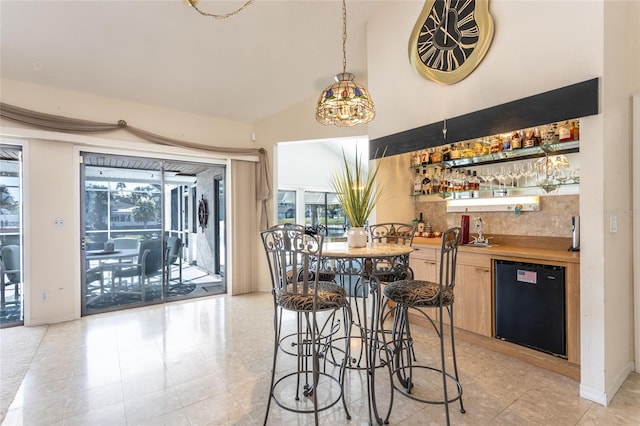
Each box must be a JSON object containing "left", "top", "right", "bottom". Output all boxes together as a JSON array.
[{"left": 77, "top": 147, "right": 230, "bottom": 316}]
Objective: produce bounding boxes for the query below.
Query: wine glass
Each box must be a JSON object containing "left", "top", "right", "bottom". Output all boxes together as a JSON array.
[
  {"left": 570, "top": 168, "right": 580, "bottom": 184},
  {"left": 495, "top": 166, "right": 508, "bottom": 189},
  {"left": 507, "top": 163, "right": 523, "bottom": 187},
  {"left": 480, "top": 167, "right": 495, "bottom": 189},
  {"left": 523, "top": 161, "right": 536, "bottom": 187}
]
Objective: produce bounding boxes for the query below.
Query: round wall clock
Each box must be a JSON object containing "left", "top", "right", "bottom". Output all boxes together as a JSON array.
[
  {"left": 198, "top": 195, "right": 209, "bottom": 232},
  {"left": 408, "top": 0, "right": 494, "bottom": 85}
]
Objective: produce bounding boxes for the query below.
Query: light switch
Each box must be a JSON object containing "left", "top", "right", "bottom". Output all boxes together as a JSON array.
[{"left": 609, "top": 215, "right": 617, "bottom": 233}]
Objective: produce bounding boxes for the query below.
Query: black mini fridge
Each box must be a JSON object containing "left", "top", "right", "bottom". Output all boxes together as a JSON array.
[{"left": 494, "top": 260, "right": 566, "bottom": 357}]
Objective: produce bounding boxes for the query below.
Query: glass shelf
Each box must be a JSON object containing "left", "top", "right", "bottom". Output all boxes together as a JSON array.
[
  {"left": 410, "top": 140, "right": 579, "bottom": 170},
  {"left": 410, "top": 181, "right": 580, "bottom": 200}
]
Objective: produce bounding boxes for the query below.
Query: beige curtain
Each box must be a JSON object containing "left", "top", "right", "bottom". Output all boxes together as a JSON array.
[{"left": 0, "top": 102, "right": 271, "bottom": 229}]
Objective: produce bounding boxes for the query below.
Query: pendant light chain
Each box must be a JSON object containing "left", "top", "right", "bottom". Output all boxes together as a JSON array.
[
  {"left": 342, "top": 0, "right": 347, "bottom": 75},
  {"left": 315, "top": 0, "right": 375, "bottom": 126},
  {"left": 186, "top": 0, "right": 255, "bottom": 19}
]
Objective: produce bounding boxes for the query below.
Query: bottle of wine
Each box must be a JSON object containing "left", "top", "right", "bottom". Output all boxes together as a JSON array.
[{"left": 417, "top": 213, "right": 425, "bottom": 234}]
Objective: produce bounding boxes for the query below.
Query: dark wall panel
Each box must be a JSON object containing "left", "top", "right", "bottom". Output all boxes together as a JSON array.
[{"left": 370, "top": 78, "right": 599, "bottom": 159}]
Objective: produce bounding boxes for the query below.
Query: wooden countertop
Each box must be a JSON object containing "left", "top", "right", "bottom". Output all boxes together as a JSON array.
[{"left": 412, "top": 236, "right": 580, "bottom": 264}]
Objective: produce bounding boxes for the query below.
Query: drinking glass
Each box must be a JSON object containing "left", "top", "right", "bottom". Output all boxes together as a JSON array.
[
  {"left": 524, "top": 161, "right": 536, "bottom": 187},
  {"left": 495, "top": 166, "right": 508, "bottom": 189}
]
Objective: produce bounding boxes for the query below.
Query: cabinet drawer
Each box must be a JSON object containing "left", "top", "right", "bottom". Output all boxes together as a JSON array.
[
  {"left": 457, "top": 252, "right": 491, "bottom": 268},
  {"left": 410, "top": 247, "right": 437, "bottom": 262}
]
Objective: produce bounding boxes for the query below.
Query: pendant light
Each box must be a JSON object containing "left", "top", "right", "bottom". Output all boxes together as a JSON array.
[{"left": 315, "top": 0, "right": 375, "bottom": 127}]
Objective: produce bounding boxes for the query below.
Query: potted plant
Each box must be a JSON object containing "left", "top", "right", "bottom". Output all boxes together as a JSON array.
[{"left": 331, "top": 148, "right": 382, "bottom": 247}]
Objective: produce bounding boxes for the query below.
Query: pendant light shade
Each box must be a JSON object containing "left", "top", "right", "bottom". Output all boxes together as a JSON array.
[
  {"left": 315, "top": 0, "right": 375, "bottom": 127},
  {"left": 316, "top": 72, "right": 375, "bottom": 127}
]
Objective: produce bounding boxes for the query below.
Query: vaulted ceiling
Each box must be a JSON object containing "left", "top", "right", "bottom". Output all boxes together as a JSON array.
[{"left": 0, "top": 1, "right": 375, "bottom": 124}]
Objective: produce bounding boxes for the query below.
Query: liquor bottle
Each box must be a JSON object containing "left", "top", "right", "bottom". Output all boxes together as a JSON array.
[
  {"left": 471, "top": 170, "right": 481, "bottom": 192},
  {"left": 542, "top": 124, "right": 556, "bottom": 145},
  {"left": 469, "top": 170, "right": 480, "bottom": 198},
  {"left": 412, "top": 151, "right": 421, "bottom": 167},
  {"left": 442, "top": 145, "right": 452, "bottom": 161},
  {"left": 523, "top": 128, "right": 535, "bottom": 148},
  {"left": 511, "top": 131, "right": 522, "bottom": 149},
  {"left": 450, "top": 143, "right": 462, "bottom": 160},
  {"left": 420, "top": 149, "right": 429, "bottom": 166},
  {"left": 534, "top": 127, "right": 542, "bottom": 146},
  {"left": 490, "top": 136, "right": 502, "bottom": 153},
  {"left": 417, "top": 213, "right": 425, "bottom": 233},
  {"left": 413, "top": 169, "right": 423, "bottom": 195},
  {"left": 501, "top": 133, "right": 512, "bottom": 151},
  {"left": 421, "top": 169, "right": 431, "bottom": 194},
  {"left": 573, "top": 120, "right": 580, "bottom": 140},
  {"left": 431, "top": 169, "right": 441, "bottom": 194},
  {"left": 558, "top": 121, "right": 571, "bottom": 142},
  {"left": 430, "top": 147, "right": 443, "bottom": 164},
  {"left": 473, "top": 139, "right": 484, "bottom": 155}
]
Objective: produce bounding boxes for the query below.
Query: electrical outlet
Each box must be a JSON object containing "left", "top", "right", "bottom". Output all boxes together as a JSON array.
[
  {"left": 41, "top": 290, "right": 48, "bottom": 301},
  {"left": 609, "top": 215, "right": 618, "bottom": 233}
]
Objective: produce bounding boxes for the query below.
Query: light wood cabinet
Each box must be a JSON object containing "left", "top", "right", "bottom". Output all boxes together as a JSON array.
[
  {"left": 409, "top": 247, "right": 438, "bottom": 282},
  {"left": 410, "top": 248, "right": 492, "bottom": 337},
  {"left": 407, "top": 242, "right": 580, "bottom": 376},
  {"left": 449, "top": 253, "right": 492, "bottom": 337}
]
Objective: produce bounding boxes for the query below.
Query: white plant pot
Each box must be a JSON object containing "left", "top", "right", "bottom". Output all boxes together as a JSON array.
[{"left": 347, "top": 227, "right": 368, "bottom": 248}]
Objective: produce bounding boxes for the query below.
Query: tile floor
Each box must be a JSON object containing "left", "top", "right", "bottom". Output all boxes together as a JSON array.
[{"left": 1, "top": 292, "right": 639, "bottom": 425}]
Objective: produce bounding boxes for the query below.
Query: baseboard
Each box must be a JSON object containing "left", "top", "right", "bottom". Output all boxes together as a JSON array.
[
  {"left": 579, "top": 361, "right": 634, "bottom": 406},
  {"left": 579, "top": 384, "right": 607, "bottom": 406},
  {"left": 28, "top": 313, "right": 75, "bottom": 326},
  {"left": 605, "top": 361, "right": 634, "bottom": 405}
]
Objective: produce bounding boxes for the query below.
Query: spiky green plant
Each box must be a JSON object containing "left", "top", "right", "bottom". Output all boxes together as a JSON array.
[{"left": 331, "top": 148, "right": 382, "bottom": 228}]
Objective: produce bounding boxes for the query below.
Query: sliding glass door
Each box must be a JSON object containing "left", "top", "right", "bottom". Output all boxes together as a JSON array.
[
  {"left": 81, "top": 153, "right": 226, "bottom": 315},
  {"left": 0, "top": 144, "right": 23, "bottom": 327}
]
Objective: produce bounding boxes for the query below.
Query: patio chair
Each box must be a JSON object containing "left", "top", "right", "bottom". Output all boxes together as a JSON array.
[
  {"left": 0, "top": 245, "right": 21, "bottom": 308},
  {"left": 111, "top": 239, "right": 163, "bottom": 300}
]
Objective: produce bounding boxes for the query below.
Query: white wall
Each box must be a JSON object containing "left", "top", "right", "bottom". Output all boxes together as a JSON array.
[
  {"left": 363, "top": 0, "right": 638, "bottom": 406},
  {"left": 366, "top": 0, "right": 604, "bottom": 140},
  {"left": 0, "top": 78, "right": 259, "bottom": 323},
  {"left": 1, "top": 79, "right": 254, "bottom": 147},
  {"left": 599, "top": 0, "right": 639, "bottom": 403}
]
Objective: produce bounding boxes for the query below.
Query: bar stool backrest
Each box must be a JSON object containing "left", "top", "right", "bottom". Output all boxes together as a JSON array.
[
  {"left": 369, "top": 223, "right": 415, "bottom": 246},
  {"left": 261, "top": 226, "right": 324, "bottom": 300},
  {"left": 438, "top": 227, "right": 461, "bottom": 292}
]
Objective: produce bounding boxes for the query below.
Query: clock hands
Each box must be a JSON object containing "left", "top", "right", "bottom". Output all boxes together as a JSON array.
[{"left": 434, "top": 2, "right": 462, "bottom": 50}]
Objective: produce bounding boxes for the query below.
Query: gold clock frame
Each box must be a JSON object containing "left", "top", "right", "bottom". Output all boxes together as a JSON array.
[{"left": 408, "top": 0, "right": 494, "bottom": 85}]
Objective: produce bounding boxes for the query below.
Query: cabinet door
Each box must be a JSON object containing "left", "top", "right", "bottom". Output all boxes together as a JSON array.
[
  {"left": 451, "top": 255, "right": 492, "bottom": 336},
  {"left": 410, "top": 248, "right": 438, "bottom": 282}
]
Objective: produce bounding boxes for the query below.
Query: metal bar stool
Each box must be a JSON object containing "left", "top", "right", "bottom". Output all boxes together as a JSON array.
[
  {"left": 261, "top": 226, "right": 352, "bottom": 425},
  {"left": 380, "top": 227, "right": 465, "bottom": 425}
]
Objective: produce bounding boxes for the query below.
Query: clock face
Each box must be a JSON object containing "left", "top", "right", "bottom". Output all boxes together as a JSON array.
[{"left": 409, "top": 0, "right": 494, "bottom": 85}]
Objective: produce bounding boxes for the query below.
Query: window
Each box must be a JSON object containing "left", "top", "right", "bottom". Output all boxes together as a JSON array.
[
  {"left": 277, "top": 190, "right": 296, "bottom": 224},
  {"left": 304, "top": 191, "right": 345, "bottom": 237}
]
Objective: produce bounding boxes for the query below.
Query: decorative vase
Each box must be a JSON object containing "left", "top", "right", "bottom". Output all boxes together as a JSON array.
[{"left": 347, "top": 227, "right": 368, "bottom": 248}]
